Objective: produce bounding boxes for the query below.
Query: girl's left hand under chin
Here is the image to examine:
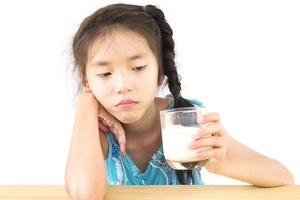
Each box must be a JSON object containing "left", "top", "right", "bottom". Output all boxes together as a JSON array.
[{"left": 188, "top": 112, "right": 229, "bottom": 165}]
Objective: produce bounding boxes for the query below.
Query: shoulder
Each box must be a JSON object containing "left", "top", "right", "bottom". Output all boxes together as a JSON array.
[
  {"left": 161, "top": 94, "right": 204, "bottom": 108},
  {"left": 187, "top": 98, "right": 204, "bottom": 107},
  {"left": 156, "top": 97, "right": 173, "bottom": 110}
]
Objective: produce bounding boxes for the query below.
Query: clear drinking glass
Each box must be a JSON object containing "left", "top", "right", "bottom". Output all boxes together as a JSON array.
[{"left": 160, "top": 107, "right": 211, "bottom": 170}]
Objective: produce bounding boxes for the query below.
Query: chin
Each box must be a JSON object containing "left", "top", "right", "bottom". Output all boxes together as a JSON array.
[{"left": 116, "top": 113, "right": 141, "bottom": 124}]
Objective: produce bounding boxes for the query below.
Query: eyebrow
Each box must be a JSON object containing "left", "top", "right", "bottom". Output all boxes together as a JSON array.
[{"left": 91, "top": 54, "right": 147, "bottom": 67}]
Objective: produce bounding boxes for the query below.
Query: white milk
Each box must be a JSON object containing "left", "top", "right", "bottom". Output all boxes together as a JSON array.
[{"left": 162, "top": 125, "right": 211, "bottom": 162}]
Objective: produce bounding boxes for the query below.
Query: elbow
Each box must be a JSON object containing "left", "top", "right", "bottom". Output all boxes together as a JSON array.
[
  {"left": 65, "top": 178, "right": 106, "bottom": 200},
  {"left": 281, "top": 170, "right": 295, "bottom": 186},
  {"left": 276, "top": 161, "right": 295, "bottom": 186},
  {"left": 269, "top": 162, "right": 295, "bottom": 187}
]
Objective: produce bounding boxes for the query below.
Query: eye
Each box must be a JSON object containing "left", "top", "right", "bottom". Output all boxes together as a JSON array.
[
  {"left": 132, "top": 65, "right": 147, "bottom": 71},
  {"left": 96, "top": 72, "right": 111, "bottom": 78}
]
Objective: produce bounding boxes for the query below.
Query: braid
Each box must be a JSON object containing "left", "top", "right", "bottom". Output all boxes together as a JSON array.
[
  {"left": 144, "top": 5, "right": 193, "bottom": 108},
  {"left": 144, "top": 5, "right": 195, "bottom": 185}
]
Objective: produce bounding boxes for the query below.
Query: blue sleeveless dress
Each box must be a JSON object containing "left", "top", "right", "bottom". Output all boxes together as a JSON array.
[{"left": 104, "top": 96, "right": 205, "bottom": 185}]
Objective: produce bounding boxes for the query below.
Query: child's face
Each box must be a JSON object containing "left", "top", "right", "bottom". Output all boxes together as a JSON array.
[{"left": 84, "top": 29, "right": 160, "bottom": 124}]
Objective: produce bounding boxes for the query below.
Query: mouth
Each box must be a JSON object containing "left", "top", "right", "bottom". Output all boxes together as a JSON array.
[
  {"left": 116, "top": 102, "right": 137, "bottom": 109},
  {"left": 116, "top": 99, "right": 138, "bottom": 109}
]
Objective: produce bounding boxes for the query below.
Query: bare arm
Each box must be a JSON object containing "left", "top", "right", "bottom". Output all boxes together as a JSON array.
[
  {"left": 65, "top": 92, "right": 107, "bottom": 200},
  {"left": 191, "top": 112, "right": 294, "bottom": 187},
  {"left": 205, "top": 135, "right": 295, "bottom": 187}
]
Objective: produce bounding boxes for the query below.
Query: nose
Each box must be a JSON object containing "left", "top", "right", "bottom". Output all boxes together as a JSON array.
[{"left": 114, "top": 72, "right": 133, "bottom": 94}]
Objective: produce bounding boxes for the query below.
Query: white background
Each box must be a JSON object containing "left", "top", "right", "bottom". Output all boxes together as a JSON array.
[{"left": 0, "top": 0, "right": 299, "bottom": 185}]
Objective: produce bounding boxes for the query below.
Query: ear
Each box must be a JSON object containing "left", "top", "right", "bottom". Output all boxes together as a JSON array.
[{"left": 80, "top": 74, "right": 91, "bottom": 92}]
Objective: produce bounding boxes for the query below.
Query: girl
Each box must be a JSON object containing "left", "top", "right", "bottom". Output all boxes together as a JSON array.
[{"left": 64, "top": 3, "right": 294, "bottom": 200}]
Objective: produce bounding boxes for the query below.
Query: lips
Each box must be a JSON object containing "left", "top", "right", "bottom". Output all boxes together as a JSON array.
[{"left": 116, "top": 99, "right": 138, "bottom": 108}]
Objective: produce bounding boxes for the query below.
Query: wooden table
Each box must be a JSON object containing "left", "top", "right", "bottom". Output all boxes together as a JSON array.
[{"left": 0, "top": 185, "right": 299, "bottom": 200}]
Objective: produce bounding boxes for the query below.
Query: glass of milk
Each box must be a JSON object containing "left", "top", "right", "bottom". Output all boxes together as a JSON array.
[{"left": 160, "top": 107, "right": 211, "bottom": 170}]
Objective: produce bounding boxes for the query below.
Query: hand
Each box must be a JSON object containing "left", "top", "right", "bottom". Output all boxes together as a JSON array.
[
  {"left": 188, "top": 112, "right": 229, "bottom": 165},
  {"left": 98, "top": 106, "right": 126, "bottom": 155},
  {"left": 82, "top": 85, "right": 126, "bottom": 156}
]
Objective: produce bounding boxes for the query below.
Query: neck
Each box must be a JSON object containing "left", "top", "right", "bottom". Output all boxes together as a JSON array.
[{"left": 123, "top": 98, "right": 160, "bottom": 139}]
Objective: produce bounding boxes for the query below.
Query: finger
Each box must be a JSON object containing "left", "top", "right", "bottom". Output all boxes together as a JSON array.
[
  {"left": 99, "top": 122, "right": 109, "bottom": 133},
  {"left": 195, "top": 147, "right": 224, "bottom": 161},
  {"left": 111, "top": 123, "right": 126, "bottom": 155},
  {"left": 98, "top": 107, "right": 116, "bottom": 127},
  {"left": 99, "top": 117, "right": 110, "bottom": 129},
  {"left": 119, "top": 129, "right": 126, "bottom": 155},
  {"left": 198, "top": 112, "right": 220, "bottom": 124},
  {"left": 193, "top": 122, "right": 224, "bottom": 139},
  {"left": 98, "top": 106, "right": 109, "bottom": 122},
  {"left": 189, "top": 136, "right": 224, "bottom": 150},
  {"left": 102, "top": 120, "right": 109, "bottom": 127},
  {"left": 98, "top": 107, "right": 126, "bottom": 155}
]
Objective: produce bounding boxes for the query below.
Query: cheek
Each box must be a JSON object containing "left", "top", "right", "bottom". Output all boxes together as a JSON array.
[
  {"left": 87, "top": 79, "right": 111, "bottom": 103},
  {"left": 139, "top": 68, "right": 159, "bottom": 88},
  {"left": 93, "top": 88, "right": 111, "bottom": 104},
  {"left": 144, "top": 81, "right": 159, "bottom": 94}
]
